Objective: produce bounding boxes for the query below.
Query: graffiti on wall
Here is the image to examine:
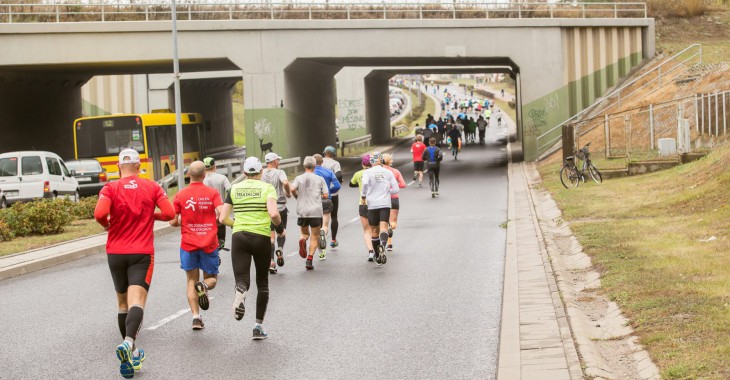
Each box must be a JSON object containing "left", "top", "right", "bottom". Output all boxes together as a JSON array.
[
  {"left": 254, "top": 117, "right": 274, "bottom": 159},
  {"left": 337, "top": 98, "right": 365, "bottom": 130},
  {"left": 526, "top": 92, "right": 561, "bottom": 137}
]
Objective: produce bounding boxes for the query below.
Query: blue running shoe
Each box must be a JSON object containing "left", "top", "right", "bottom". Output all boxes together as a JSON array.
[
  {"left": 116, "top": 341, "right": 134, "bottom": 379},
  {"left": 132, "top": 349, "right": 145, "bottom": 372},
  {"left": 252, "top": 325, "right": 269, "bottom": 340}
]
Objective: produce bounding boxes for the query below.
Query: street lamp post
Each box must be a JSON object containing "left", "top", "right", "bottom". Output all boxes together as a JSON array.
[{"left": 171, "top": 0, "right": 185, "bottom": 189}]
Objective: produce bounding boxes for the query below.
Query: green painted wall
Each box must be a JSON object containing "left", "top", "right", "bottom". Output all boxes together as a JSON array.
[
  {"left": 530, "top": 51, "right": 642, "bottom": 158},
  {"left": 244, "top": 108, "right": 291, "bottom": 160}
]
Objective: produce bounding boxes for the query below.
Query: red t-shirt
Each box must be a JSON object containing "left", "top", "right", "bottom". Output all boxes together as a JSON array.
[
  {"left": 173, "top": 182, "right": 223, "bottom": 253},
  {"left": 99, "top": 176, "right": 169, "bottom": 255},
  {"left": 411, "top": 142, "right": 426, "bottom": 162}
]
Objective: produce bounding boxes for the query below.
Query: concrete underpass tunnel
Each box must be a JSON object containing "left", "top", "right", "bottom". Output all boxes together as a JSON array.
[
  {"left": 283, "top": 57, "right": 521, "bottom": 160},
  {"left": 0, "top": 58, "right": 239, "bottom": 160}
]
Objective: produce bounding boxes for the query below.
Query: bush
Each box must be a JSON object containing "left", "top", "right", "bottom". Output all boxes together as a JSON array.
[
  {"left": 0, "top": 197, "right": 93, "bottom": 241},
  {"left": 22, "top": 199, "right": 73, "bottom": 235},
  {"left": 0, "top": 219, "right": 13, "bottom": 242},
  {"left": 647, "top": 0, "right": 707, "bottom": 17}
]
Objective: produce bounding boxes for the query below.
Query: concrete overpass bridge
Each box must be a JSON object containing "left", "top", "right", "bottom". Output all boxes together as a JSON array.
[{"left": 0, "top": 3, "right": 654, "bottom": 161}]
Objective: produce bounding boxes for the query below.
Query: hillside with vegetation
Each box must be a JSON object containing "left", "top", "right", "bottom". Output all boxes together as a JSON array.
[{"left": 538, "top": 2, "right": 730, "bottom": 378}]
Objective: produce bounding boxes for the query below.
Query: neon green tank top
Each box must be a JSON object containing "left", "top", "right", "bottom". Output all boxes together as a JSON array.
[{"left": 227, "top": 178, "right": 276, "bottom": 237}]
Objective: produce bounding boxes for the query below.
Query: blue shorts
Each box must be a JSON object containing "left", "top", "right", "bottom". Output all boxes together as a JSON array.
[{"left": 180, "top": 248, "right": 220, "bottom": 275}]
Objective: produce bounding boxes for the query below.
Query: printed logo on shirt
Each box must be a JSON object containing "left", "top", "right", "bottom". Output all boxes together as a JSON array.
[
  {"left": 185, "top": 197, "right": 197, "bottom": 211},
  {"left": 236, "top": 188, "right": 262, "bottom": 198},
  {"left": 123, "top": 180, "right": 138, "bottom": 190}
]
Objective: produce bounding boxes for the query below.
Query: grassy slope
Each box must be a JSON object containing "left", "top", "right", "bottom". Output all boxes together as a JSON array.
[
  {"left": 0, "top": 219, "right": 104, "bottom": 257},
  {"left": 539, "top": 143, "right": 730, "bottom": 379},
  {"left": 536, "top": 6, "right": 730, "bottom": 378}
]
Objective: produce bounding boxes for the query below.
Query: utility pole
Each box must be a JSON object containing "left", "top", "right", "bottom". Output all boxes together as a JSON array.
[{"left": 171, "top": 0, "right": 185, "bottom": 189}]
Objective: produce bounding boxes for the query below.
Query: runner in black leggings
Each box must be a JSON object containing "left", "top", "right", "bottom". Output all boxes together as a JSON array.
[
  {"left": 220, "top": 157, "right": 284, "bottom": 340},
  {"left": 422, "top": 137, "right": 444, "bottom": 197}
]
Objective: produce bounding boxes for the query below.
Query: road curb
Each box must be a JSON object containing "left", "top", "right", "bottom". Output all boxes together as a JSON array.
[{"left": 0, "top": 224, "right": 176, "bottom": 282}]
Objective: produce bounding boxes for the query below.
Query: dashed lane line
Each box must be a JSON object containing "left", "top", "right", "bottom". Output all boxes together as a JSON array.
[{"left": 146, "top": 297, "right": 215, "bottom": 331}]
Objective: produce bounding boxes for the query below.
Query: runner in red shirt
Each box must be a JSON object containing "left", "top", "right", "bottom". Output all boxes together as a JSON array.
[
  {"left": 382, "top": 153, "right": 407, "bottom": 252},
  {"left": 170, "top": 161, "right": 224, "bottom": 331},
  {"left": 94, "top": 149, "right": 174, "bottom": 379},
  {"left": 410, "top": 134, "right": 427, "bottom": 188}
]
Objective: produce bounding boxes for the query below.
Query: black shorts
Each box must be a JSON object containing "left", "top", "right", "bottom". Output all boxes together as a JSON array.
[
  {"left": 297, "top": 217, "right": 323, "bottom": 228},
  {"left": 367, "top": 208, "right": 390, "bottom": 226},
  {"left": 413, "top": 161, "right": 424, "bottom": 171},
  {"left": 322, "top": 199, "right": 333, "bottom": 214},
  {"left": 107, "top": 254, "right": 154, "bottom": 293},
  {"left": 270, "top": 208, "right": 288, "bottom": 231},
  {"left": 358, "top": 204, "right": 368, "bottom": 218},
  {"left": 391, "top": 198, "right": 400, "bottom": 210}
]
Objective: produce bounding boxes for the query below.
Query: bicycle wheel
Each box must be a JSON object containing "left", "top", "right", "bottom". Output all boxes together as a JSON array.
[
  {"left": 560, "top": 166, "right": 580, "bottom": 188},
  {"left": 587, "top": 163, "right": 603, "bottom": 184}
]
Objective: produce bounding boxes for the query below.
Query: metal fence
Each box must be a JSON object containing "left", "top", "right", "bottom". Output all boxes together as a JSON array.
[
  {"left": 0, "top": 2, "right": 647, "bottom": 23},
  {"left": 537, "top": 44, "right": 703, "bottom": 155},
  {"left": 574, "top": 89, "right": 730, "bottom": 170}
]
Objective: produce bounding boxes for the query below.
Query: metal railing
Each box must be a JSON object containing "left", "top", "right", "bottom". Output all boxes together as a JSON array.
[
  {"left": 340, "top": 133, "right": 372, "bottom": 157},
  {"left": 537, "top": 44, "right": 703, "bottom": 155},
  {"left": 392, "top": 124, "right": 408, "bottom": 137},
  {"left": 573, "top": 88, "right": 730, "bottom": 170},
  {"left": 0, "top": 2, "right": 647, "bottom": 24}
]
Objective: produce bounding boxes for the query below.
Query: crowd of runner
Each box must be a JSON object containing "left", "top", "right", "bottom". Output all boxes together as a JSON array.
[{"left": 95, "top": 83, "right": 506, "bottom": 378}]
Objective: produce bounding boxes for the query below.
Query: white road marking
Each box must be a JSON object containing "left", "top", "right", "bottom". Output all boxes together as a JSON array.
[
  {"left": 407, "top": 181, "right": 415, "bottom": 186},
  {"left": 349, "top": 216, "right": 359, "bottom": 223},
  {"left": 146, "top": 297, "right": 216, "bottom": 331}
]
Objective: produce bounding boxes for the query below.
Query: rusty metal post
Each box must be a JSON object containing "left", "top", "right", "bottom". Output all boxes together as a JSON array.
[{"left": 562, "top": 124, "right": 575, "bottom": 162}]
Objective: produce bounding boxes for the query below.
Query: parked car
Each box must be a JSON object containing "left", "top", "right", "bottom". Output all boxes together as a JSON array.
[
  {"left": 0, "top": 151, "right": 80, "bottom": 206},
  {"left": 65, "top": 159, "right": 108, "bottom": 197}
]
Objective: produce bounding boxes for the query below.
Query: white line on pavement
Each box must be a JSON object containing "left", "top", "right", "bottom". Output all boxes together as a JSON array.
[
  {"left": 407, "top": 181, "right": 415, "bottom": 187},
  {"left": 146, "top": 297, "right": 215, "bottom": 331},
  {"left": 349, "top": 216, "right": 359, "bottom": 223}
]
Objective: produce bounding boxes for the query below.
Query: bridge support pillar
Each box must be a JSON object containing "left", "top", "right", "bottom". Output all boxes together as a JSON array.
[
  {"left": 282, "top": 60, "right": 340, "bottom": 160},
  {"left": 335, "top": 67, "right": 370, "bottom": 145},
  {"left": 0, "top": 73, "right": 89, "bottom": 159},
  {"left": 364, "top": 71, "right": 391, "bottom": 145}
]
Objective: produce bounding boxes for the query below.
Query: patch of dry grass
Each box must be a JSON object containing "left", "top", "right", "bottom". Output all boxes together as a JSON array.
[
  {"left": 537, "top": 142, "right": 730, "bottom": 379},
  {"left": 0, "top": 219, "right": 104, "bottom": 257}
]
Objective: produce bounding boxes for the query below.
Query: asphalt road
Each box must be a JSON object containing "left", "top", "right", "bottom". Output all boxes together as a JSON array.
[{"left": 0, "top": 122, "right": 509, "bottom": 379}]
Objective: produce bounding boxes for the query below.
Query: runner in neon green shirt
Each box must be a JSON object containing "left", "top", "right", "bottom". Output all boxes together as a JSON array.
[
  {"left": 348, "top": 154, "right": 375, "bottom": 261},
  {"left": 220, "top": 157, "right": 283, "bottom": 340}
]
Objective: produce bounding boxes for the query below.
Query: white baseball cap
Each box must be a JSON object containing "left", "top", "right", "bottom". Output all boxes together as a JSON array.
[
  {"left": 118, "top": 149, "right": 140, "bottom": 164},
  {"left": 264, "top": 152, "right": 283, "bottom": 163},
  {"left": 243, "top": 156, "right": 263, "bottom": 174}
]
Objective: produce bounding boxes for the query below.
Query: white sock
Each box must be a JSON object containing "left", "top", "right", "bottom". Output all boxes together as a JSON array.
[
  {"left": 193, "top": 314, "right": 200, "bottom": 319},
  {"left": 255, "top": 323, "right": 262, "bottom": 328},
  {"left": 133, "top": 348, "right": 139, "bottom": 357}
]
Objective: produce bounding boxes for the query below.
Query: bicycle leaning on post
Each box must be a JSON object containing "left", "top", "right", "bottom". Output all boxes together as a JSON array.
[{"left": 560, "top": 142, "right": 603, "bottom": 189}]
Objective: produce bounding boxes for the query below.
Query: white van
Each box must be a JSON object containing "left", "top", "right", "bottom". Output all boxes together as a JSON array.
[{"left": 0, "top": 151, "right": 80, "bottom": 208}]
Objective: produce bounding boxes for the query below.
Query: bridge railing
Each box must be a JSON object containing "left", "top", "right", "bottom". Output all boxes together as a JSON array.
[
  {"left": 340, "top": 134, "right": 372, "bottom": 157},
  {"left": 0, "top": 2, "right": 647, "bottom": 24}
]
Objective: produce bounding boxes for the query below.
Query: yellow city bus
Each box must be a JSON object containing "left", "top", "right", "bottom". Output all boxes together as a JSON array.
[{"left": 73, "top": 112, "right": 205, "bottom": 181}]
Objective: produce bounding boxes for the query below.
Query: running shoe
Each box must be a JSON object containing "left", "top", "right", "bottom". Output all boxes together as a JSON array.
[
  {"left": 252, "top": 326, "right": 269, "bottom": 340},
  {"left": 431, "top": 192, "right": 436, "bottom": 198},
  {"left": 233, "top": 284, "right": 247, "bottom": 321},
  {"left": 319, "top": 250, "right": 326, "bottom": 261},
  {"left": 318, "top": 230, "right": 327, "bottom": 249},
  {"left": 194, "top": 281, "right": 209, "bottom": 311},
  {"left": 298, "top": 238, "right": 307, "bottom": 258},
  {"left": 386, "top": 245, "right": 393, "bottom": 251},
  {"left": 330, "top": 240, "right": 338, "bottom": 248},
  {"left": 387, "top": 224, "right": 393, "bottom": 238},
  {"left": 269, "top": 262, "right": 278, "bottom": 274},
  {"left": 367, "top": 251, "right": 375, "bottom": 262},
  {"left": 305, "top": 257, "right": 314, "bottom": 270},
  {"left": 116, "top": 341, "right": 134, "bottom": 379},
  {"left": 418, "top": 183, "right": 422, "bottom": 188},
  {"left": 376, "top": 245, "right": 387, "bottom": 265},
  {"left": 131, "top": 349, "right": 145, "bottom": 372},
  {"left": 192, "top": 317, "right": 204, "bottom": 330},
  {"left": 275, "top": 248, "right": 285, "bottom": 267}
]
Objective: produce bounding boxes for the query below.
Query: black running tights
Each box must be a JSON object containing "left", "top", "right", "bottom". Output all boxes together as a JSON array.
[
  {"left": 331, "top": 195, "right": 339, "bottom": 240},
  {"left": 231, "top": 231, "right": 270, "bottom": 322}
]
